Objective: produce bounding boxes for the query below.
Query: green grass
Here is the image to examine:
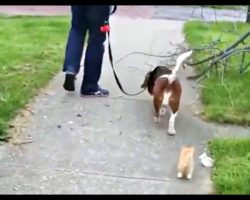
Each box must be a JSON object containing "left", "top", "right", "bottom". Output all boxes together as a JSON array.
[
  {"left": 183, "top": 5, "right": 246, "bottom": 10},
  {"left": 205, "top": 5, "right": 246, "bottom": 10},
  {"left": 0, "top": 15, "right": 70, "bottom": 137},
  {"left": 209, "top": 138, "right": 250, "bottom": 194},
  {"left": 183, "top": 21, "right": 250, "bottom": 126}
]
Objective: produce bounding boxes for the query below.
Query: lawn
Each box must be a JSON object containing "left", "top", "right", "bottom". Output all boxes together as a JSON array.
[
  {"left": 0, "top": 15, "right": 69, "bottom": 138},
  {"left": 205, "top": 5, "right": 246, "bottom": 11},
  {"left": 209, "top": 138, "right": 250, "bottom": 194},
  {"left": 183, "top": 21, "right": 250, "bottom": 126}
]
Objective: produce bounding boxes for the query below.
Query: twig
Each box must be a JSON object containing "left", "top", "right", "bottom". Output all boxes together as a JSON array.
[
  {"left": 212, "top": 7, "right": 217, "bottom": 22},
  {"left": 220, "top": 61, "right": 234, "bottom": 107},
  {"left": 186, "top": 29, "right": 250, "bottom": 79},
  {"left": 187, "top": 47, "right": 250, "bottom": 79},
  {"left": 149, "top": 35, "right": 160, "bottom": 55},
  {"left": 201, "top": 6, "right": 205, "bottom": 20},
  {"left": 220, "top": 47, "right": 250, "bottom": 61},
  {"left": 239, "top": 52, "right": 246, "bottom": 73},
  {"left": 115, "top": 52, "right": 175, "bottom": 64},
  {"left": 209, "top": 46, "right": 217, "bottom": 76},
  {"left": 12, "top": 140, "right": 33, "bottom": 145},
  {"left": 145, "top": 62, "right": 155, "bottom": 68},
  {"left": 240, "top": 61, "right": 250, "bottom": 74},
  {"left": 225, "top": 30, "right": 250, "bottom": 52},
  {"left": 191, "top": 6, "right": 198, "bottom": 17}
]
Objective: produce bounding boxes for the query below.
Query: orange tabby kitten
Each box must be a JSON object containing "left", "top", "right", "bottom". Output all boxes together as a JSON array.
[{"left": 177, "top": 146, "right": 194, "bottom": 180}]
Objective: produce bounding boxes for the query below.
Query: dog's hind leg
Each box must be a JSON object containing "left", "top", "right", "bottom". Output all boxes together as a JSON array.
[
  {"left": 168, "top": 95, "right": 180, "bottom": 135},
  {"left": 168, "top": 112, "right": 177, "bottom": 135},
  {"left": 160, "top": 92, "right": 171, "bottom": 116},
  {"left": 154, "top": 96, "right": 163, "bottom": 123}
]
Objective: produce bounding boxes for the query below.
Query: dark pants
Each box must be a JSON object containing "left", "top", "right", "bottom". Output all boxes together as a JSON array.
[{"left": 63, "top": 6, "right": 110, "bottom": 92}]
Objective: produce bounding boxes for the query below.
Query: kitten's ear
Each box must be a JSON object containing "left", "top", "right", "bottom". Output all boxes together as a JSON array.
[{"left": 141, "top": 71, "right": 151, "bottom": 88}]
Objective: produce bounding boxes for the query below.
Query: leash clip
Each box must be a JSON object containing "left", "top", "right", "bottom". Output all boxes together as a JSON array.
[{"left": 100, "top": 20, "right": 110, "bottom": 33}]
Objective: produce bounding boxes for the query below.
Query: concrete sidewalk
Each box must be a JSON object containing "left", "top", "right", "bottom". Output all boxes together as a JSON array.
[{"left": 0, "top": 15, "right": 249, "bottom": 194}]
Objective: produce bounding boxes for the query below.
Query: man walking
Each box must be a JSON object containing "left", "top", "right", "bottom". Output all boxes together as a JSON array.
[{"left": 63, "top": 5, "right": 116, "bottom": 97}]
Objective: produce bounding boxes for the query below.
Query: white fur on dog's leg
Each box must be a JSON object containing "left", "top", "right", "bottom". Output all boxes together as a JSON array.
[
  {"left": 168, "top": 129, "right": 176, "bottom": 135},
  {"left": 177, "top": 172, "right": 182, "bottom": 178},
  {"left": 163, "top": 92, "right": 171, "bottom": 106},
  {"left": 168, "top": 112, "right": 177, "bottom": 135},
  {"left": 154, "top": 116, "right": 161, "bottom": 123},
  {"left": 160, "top": 107, "right": 166, "bottom": 116}
]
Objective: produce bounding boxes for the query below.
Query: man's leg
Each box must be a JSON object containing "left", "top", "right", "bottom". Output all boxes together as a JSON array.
[
  {"left": 81, "top": 6, "right": 110, "bottom": 96},
  {"left": 63, "top": 6, "right": 87, "bottom": 91}
]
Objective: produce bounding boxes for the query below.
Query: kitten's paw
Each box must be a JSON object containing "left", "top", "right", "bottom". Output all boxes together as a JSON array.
[
  {"left": 177, "top": 172, "right": 182, "bottom": 178},
  {"left": 154, "top": 116, "right": 161, "bottom": 123},
  {"left": 187, "top": 173, "right": 192, "bottom": 180}
]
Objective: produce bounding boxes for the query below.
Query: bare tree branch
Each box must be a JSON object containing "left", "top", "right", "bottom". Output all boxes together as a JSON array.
[
  {"left": 186, "top": 29, "right": 250, "bottom": 79},
  {"left": 115, "top": 52, "right": 175, "bottom": 64}
]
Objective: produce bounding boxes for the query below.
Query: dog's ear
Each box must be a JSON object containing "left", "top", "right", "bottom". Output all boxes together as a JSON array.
[{"left": 141, "top": 71, "right": 151, "bottom": 88}]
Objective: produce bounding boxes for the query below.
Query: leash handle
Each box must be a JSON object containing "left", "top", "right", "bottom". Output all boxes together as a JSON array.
[{"left": 106, "top": 30, "right": 145, "bottom": 96}]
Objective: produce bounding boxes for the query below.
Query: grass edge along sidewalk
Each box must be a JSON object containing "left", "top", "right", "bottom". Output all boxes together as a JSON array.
[{"left": 0, "top": 15, "right": 69, "bottom": 139}]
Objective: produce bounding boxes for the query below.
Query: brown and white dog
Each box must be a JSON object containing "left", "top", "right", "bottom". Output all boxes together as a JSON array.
[{"left": 141, "top": 51, "right": 193, "bottom": 135}]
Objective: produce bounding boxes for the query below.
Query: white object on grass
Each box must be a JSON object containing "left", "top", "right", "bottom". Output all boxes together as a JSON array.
[{"left": 199, "top": 152, "right": 214, "bottom": 168}]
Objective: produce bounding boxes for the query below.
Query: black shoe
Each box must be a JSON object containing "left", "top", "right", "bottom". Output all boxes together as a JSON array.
[
  {"left": 63, "top": 74, "right": 75, "bottom": 92},
  {"left": 80, "top": 87, "right": 110, "bottom": 97}
]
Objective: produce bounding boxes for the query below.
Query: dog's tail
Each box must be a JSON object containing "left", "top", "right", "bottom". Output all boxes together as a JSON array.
[
  {"left": 172, "top": 50, "right": 193, "bottom": 75},
  {"left": 168, "top": 50, "right": 193, "bottom": 83}
]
